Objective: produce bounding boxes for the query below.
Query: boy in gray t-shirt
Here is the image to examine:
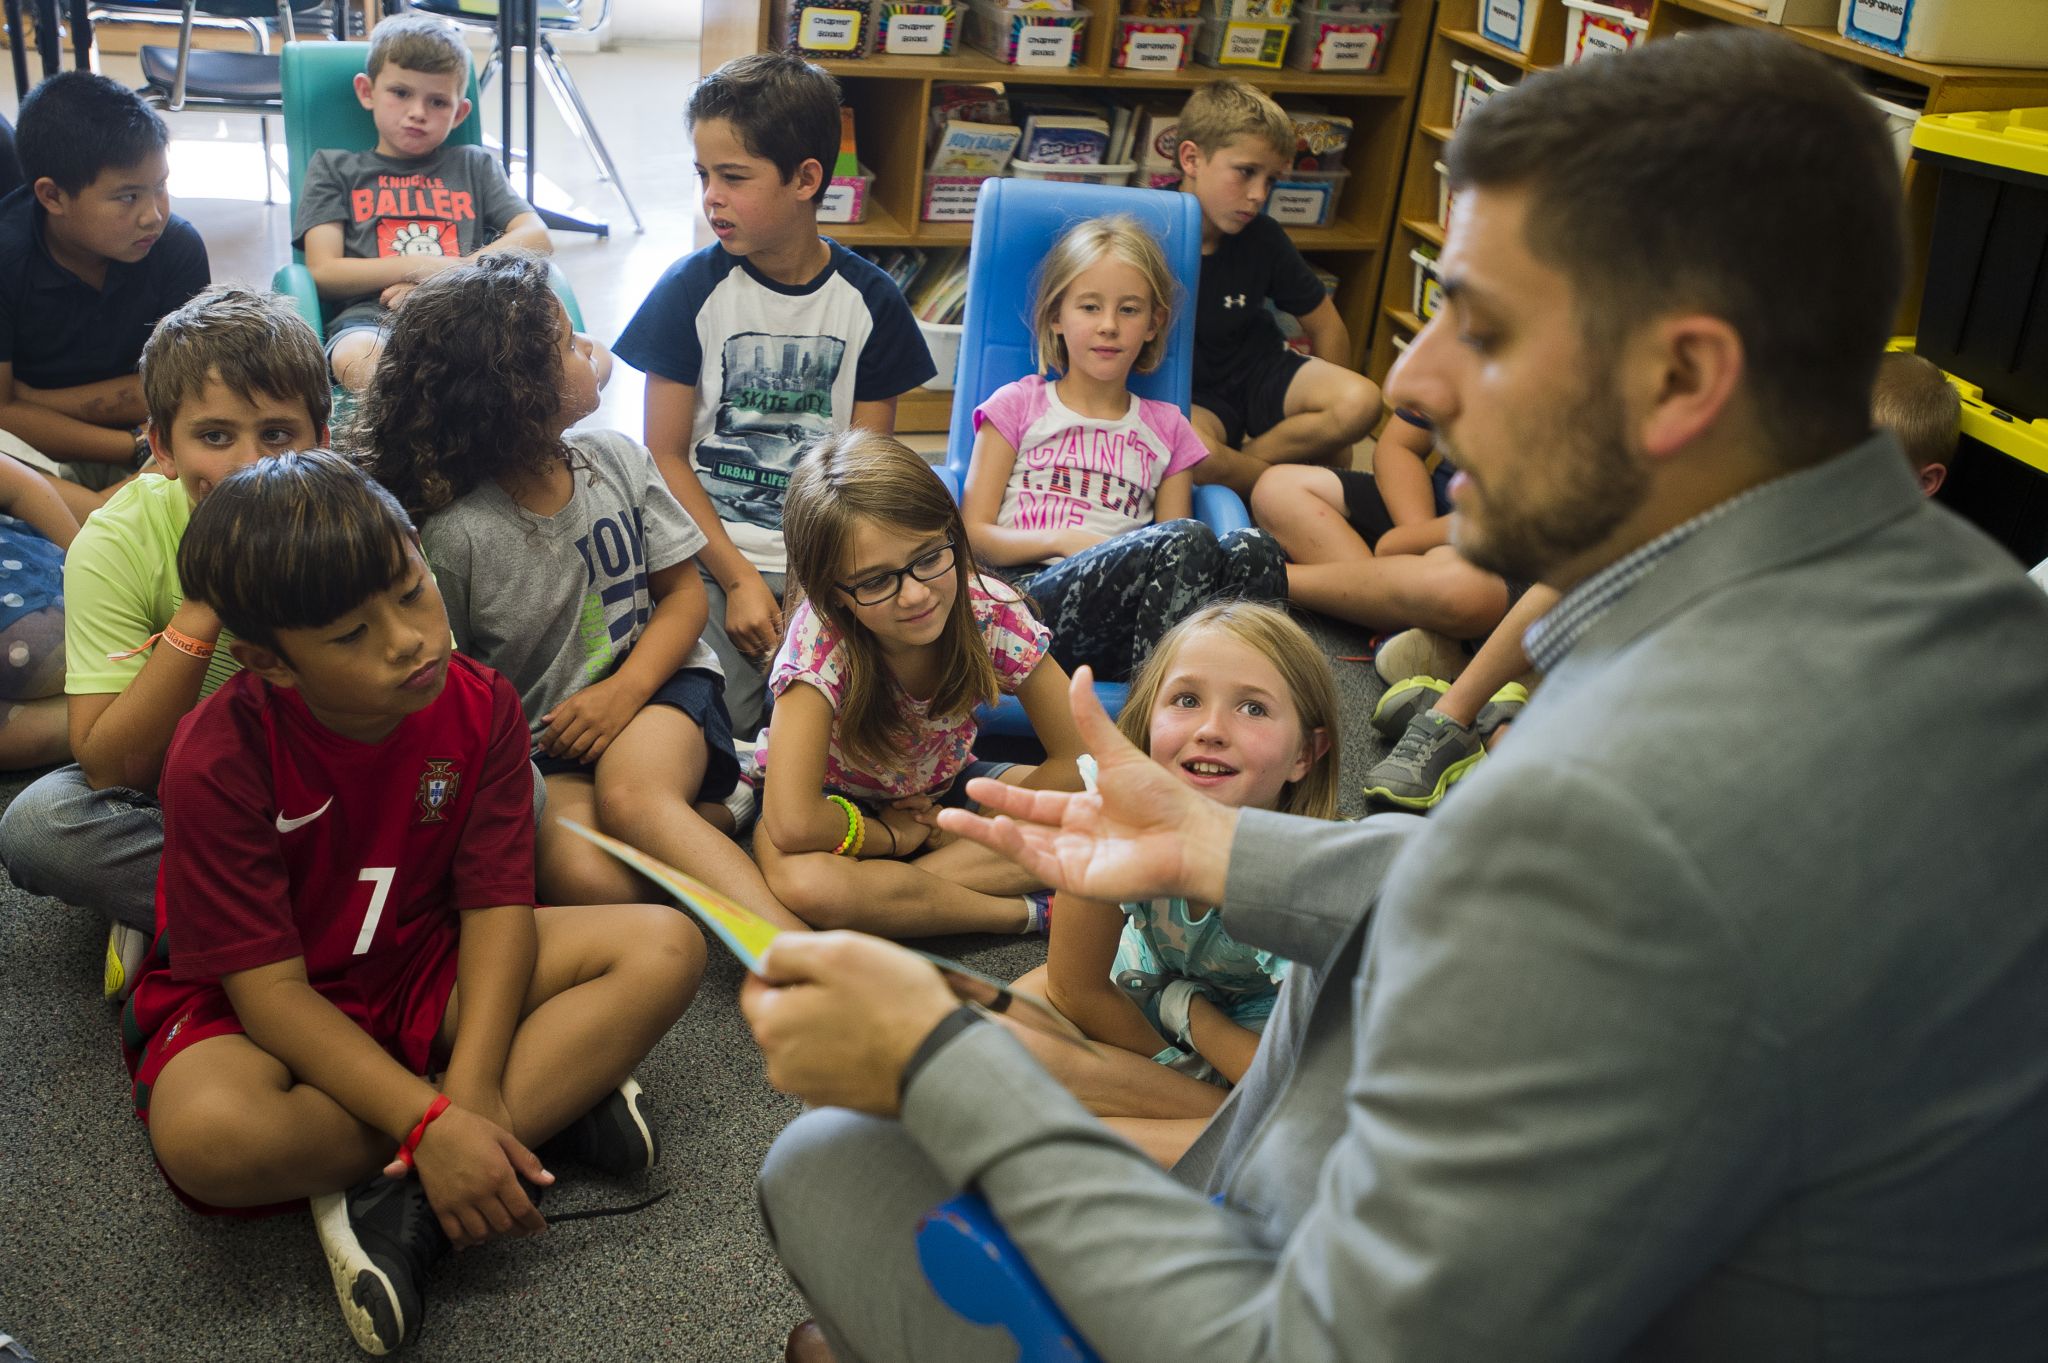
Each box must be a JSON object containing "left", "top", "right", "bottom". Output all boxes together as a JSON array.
[{"left": 293, "top": 14, "right": 549, "bottom": 392}]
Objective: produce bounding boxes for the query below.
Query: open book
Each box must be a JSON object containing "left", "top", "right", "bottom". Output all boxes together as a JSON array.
[{"left": 559, "top": 819, "right": 1094, "bottom": 1048}]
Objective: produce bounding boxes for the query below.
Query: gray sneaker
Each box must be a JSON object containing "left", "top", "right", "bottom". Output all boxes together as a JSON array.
[
  {"left": 1370, "top": 675, "right": 1451, "bottom": 740},
  {"left": 1, "top": 1330, "right": 39, "bottom": 1362},
  {"left": 1362, "top": 710, "right": 1485, "bottom": 810}
]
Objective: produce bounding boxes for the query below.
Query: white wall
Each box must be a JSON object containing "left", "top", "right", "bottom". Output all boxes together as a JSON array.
[{"left": 612, "top": 0, "right": 702, "bottom": 42}]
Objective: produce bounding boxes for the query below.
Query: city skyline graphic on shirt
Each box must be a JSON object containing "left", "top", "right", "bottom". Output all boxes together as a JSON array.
[{"left": 696, "top": 331, "right": 845, "bottom": 533}]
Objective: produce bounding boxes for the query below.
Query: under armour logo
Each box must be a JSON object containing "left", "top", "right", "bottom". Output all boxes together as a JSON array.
[{"left": 1222, "top": 293, "right": 1248, "bottom": 308}]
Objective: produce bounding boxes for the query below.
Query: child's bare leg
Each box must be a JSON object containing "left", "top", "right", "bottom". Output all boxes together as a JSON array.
[
  {"left": 1286, "top": 544, "right": 1510, "bottom": 637},
  {"left": 330, "top": 331, "right": 383, "bottom": 394},
  {"left": 0, "top": 695, "right": 70, "bottom": 770},
  {"left": 756, "top": 832, "right": 1033, "bottom": 937},
  {"left": 1250, "top": 465, "right": 1372, "bottom": 565},
  {"left": 147, "top": 1034, "right": 393, "bottom": 1207},
  {"left": 1102, "top": 1116, "right": 1211, "bottom": 1168},
  {"left": 996, "top": 1015, "right": 1226, "bottom": 1120},
  {"left": 535, "top": 772, "right": 646, "bottom": 906},
  {"left": 1188, "top": 405, "right": 1271, "bottom": 501},
  {"left": 1429, "top": 585, "right": 1557, "bottom": 728},
  {"left": 480, "top": 903, "right": 703, "bottom": 1145},
  {"left": 595, "top": 706, "right": 805, "bottom": 931},
  {"left": 38, "top": 467, "right": 121, "bottom": 520},
  {"left": 1239, "top": 360, "right": 1380, "bottom": 470}
]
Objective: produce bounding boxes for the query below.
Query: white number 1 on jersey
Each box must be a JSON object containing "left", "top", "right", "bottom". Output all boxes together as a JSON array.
[{"left": 354, "top": 867, "right": 397, "bottom": 955}]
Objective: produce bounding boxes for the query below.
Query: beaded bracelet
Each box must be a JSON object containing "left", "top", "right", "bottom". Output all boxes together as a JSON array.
[{"left": 826, "top": 795, "right": 864, "bottom": 857}]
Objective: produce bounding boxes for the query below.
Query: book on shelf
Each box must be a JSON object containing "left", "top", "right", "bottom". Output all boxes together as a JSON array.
[
  {"left": 905, "top": 248, "right": 970, "bottom": 326},
  {"left": 928, "top": 120, "right": 1023, "bottom": 174},
  {"left": 930, "top": 83, "right": 1010, "bottom": 136},
  {"left": 1019, "top": 114, "right": 1112, "bottom": 165},
  {"left": 858, "top": 247, "right": 929, "bottom": 294},
  {"left": 1106, "top": 103, "right": 1137, "bottom": 167}
]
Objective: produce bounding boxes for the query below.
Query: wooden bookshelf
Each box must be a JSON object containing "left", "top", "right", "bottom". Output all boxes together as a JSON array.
[{"left": 705, "top": 0, "right": 1435, "bottom": 432}]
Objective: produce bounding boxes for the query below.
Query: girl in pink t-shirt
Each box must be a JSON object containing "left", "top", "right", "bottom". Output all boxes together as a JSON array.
[
  {"left": 754, "top": 431, "right": 1086, "bottom": 937},
  {"left": 962, "top": 214, "right": 1285, "bottom": 681}
]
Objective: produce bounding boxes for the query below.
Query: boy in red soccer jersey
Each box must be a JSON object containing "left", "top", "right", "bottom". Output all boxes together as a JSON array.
[{"left": 120, "top": 450, "right": 705, "bottom": 1356}]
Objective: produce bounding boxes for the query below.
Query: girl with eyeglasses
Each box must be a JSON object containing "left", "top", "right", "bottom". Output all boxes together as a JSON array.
[{"left": 751, "top": 430, "right": 1085, "bottom": 937}]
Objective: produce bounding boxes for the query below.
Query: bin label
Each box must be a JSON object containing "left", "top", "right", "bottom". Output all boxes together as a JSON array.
[
  {"left": 923, "top": 178, "right": 986, "bottom": 221},
  {"left": 1125, "top": 30, "right": 1185, "bottom": 68},
  {"left": 887, "top": 13, "right": 947, "bottom": 52},
  {"left": 1017, "top": 23, "right": 1076, "bottom": 65},
  {"left": 1222, "top": 23, "right": 1279, "bottom": 63},
  {"left": 1847, "top": 0, "right": 1910, "bottom": 46},
  {"left": 1580, "top": 18, "right": 1633, "bottom": 57},
  {"left": 1268, "top": 185, "right": 1329, "bottom": 226},
  {"left": 818, "top": 181, "right": 859, "bottom": 222},
  {"left": 1483, "top": 0, "right": 1528, "bottom": 45},
  {"left": 1318, "top": 29, "right": 1378, "bottom": 69},
  {"left": 799, "top": 7, "right": 863, "bottom": 51}
]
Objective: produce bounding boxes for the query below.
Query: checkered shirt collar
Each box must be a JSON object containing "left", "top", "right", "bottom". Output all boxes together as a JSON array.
[{"left": 1522, "top": 487, "right": 1765, "bottom": 672}]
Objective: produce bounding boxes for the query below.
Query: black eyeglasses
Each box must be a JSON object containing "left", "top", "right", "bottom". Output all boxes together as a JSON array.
[{"left": 838, "top": 539, "right": 957, "bottom": 606}]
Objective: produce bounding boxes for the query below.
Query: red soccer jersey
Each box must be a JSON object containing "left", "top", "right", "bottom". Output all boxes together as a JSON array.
[{"left": 127, "top": 654, "right": 534, "bottom": 1071}]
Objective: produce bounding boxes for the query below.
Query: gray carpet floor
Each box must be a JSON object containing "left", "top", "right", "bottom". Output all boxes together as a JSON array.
[{"left": 0, "top": 613, "right": 1388, "bottom": 1362}]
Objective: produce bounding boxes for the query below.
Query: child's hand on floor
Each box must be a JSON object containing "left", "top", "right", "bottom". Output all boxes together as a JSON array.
[
  {"left": 537, "top": 676, "right": 640, "bottom": 764},
  {"left": 402, "top": 1105, "right": 551, "bottom": 1249}
]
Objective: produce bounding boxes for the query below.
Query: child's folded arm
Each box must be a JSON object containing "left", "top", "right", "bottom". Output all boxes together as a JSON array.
[
  {"left": 1012, "top": 656, "right": 1084, "bottom": 794},
  {"left": 70, "top": 596, "right": 223, "bottom": 793},
  {"left": 1045, "top": 890, "right": 1172, "bottom": 1058},
  {"left": 474, "top": 211, "right": 552, "bottom": 259},
  {"left": 0, "top": 362, "right": 143, "bottom": 465},
  {"left": 1295, "top": 295, "right": 1350, "bottom": 362},
  {"left": 537, "top": 562, "right": 705, "bottom": 762},
  {"left": 439, "top": 902, "right": 538, "bottom": 1121},
  {"left": 6, "top": 369, "right": 147, "bottom": 427},
  {"left": 301, "top": 221, "right": 462, "bottom": 300},
  {"left": 759, "top": 681, "right": 865, "bottom": 855},
  {"left": 1184, "top": 995, "right": 1260, "bottom": 1084}
]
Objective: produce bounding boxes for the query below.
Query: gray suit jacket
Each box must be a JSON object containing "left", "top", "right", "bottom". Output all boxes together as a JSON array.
[{"left": 903, "top": 436, "right": 2048, "bottom": 1361}]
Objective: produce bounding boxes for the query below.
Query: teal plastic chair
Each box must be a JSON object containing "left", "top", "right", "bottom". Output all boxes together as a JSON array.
[{"left": 268, "top": 40, "right": 584, "bottom": 336}]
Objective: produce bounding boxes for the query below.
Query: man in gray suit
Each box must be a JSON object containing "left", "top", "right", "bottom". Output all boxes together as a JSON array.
[{"left": 743, "top": 29, "right": 2048, "bottom": 1363}]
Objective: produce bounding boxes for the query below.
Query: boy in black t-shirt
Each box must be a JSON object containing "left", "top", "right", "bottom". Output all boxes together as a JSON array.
[{"left": 1176, "top": 80, "right": 1380, "bottom": 498}]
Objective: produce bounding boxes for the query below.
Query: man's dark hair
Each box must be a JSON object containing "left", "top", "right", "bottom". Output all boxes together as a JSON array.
[
  {"left": 685, "top": 52, "right": 840, "bottom": 206},
  {"left": 179, "top": 450, "right": 417, "bottom": 655},
  {"left": 1447, "top": 30, "right": 1904, "bottom": 466},
  {"left": 14, "top": 70, "right": 169, "bottom": 195}
]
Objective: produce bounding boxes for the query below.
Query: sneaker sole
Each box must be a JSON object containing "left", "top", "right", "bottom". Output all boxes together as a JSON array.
[
  {"left": 615, "top": 1076, "right": 658, "bottom": 1173},
  {"left": 103, "top": 924, "right": 147, "bottom": 1002},
  {"left": 312, "top": 1191, "right": 407, "bottom": 1356},
  {"left": 1370, "top": 677, "right": 1450, "bottom": 740},
  {"left": 1360, "top": 748, "right": 1486, "bottom": 809}
]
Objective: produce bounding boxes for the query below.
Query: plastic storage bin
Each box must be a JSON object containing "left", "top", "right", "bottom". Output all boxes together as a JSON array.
[
  {"left": 1204, "top": 0, "right": 1293, "bottom": 17},
  {"left": 1451, "top": 59, "right": 1513, "bottom": 128},
  {"left": 777, "top": 0, "right": 874, "bottom": 56},
  {"left": 1478, "top": 0, "right": 1538, "bottom": 54},
  {"left": 1197, "top": 14, "right": 1292, "bottom": 66},
  {"left": 1125, "top": 0, "right": 1201, "bottom": 15},
  {"left": 1561, "top": 0, "right": 1648, "bottom": 63},
  {"left": 922, "top": 174, "right": 994, "bottom": 221},
  {"left": 919, "top": 320, "right": 964, "bottom": 390},
  {"left": 1115, "top": 13, "right": 1202, "bottom": 68},
  {"left": 1867, "top": 92, "right": 1921, "bottom": 172},
  {"left": 875, "top": 0, "right": 959, "bottom": 53},
  {"left": 1009, "top": 158, "right": 1138, "bottom": 186},
  {"left": 1839, "top": 0, "right": 2048, "bottom": 69},
  {"left": 964, "top": 0, "right": 1090, "bottom": 66},
  {"left": 1265, "top": 168, "right": 1348, "bottom": 228},
  {"left": 817, "top": 164, "right": 874, "bottom": 224},
  {"left": 1887, "top": 342, "right": 2048, "bottom": 564},
  {"left": 1911, "top": 107, "right": 2048, "bottom": 418},
  {"left": 1285, "top": 4, "right": 1395, "bottom": 72}
]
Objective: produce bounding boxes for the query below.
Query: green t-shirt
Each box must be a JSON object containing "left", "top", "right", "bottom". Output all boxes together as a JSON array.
[{"left": 64, "top": 472, "right": 240, "bottom": 698}]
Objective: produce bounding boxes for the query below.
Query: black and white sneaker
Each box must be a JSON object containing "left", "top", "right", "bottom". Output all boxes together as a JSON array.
[
  {"left": 311, "top": 1174, "right": 450, "bottom": 1355},
  {"left": 541, "top": 1076, "right": 659, "bottom": 1177}
]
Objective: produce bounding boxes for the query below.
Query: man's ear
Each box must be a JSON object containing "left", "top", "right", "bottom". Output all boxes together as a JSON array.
[
  {"left": 353, "top": 71, "right": 376, "bottom": 109},
  {"left": 31, "top": 176, "right": 68, "bottom": 216},
  {"left": 1918, "top": 461, "right": 1947, "bottom": 497},
  {"left": 1637, "top": 315, "right": 1744, "bottom": 463},
  {"left": 229, "top": 639, "right": 297, "bottom": 689}
]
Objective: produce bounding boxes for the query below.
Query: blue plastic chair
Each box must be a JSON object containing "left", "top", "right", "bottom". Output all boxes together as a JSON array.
[
  {"left": 268, "top": 41, "right": 584, "bottom": 336},
  {"left": 941, "top": 177, "right": 1250, "bottom": 740},
  {"left": 917, "top": 1192, "right": 1102, "bottom": 1363}
]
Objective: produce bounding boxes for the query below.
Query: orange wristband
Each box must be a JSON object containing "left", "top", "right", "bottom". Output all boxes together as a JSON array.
[
  {"left": 107, "top": 624, "right": 216, "bottom": 664},
  {"left": 396, "top": 1094, "right": 452, "bottom": 1169}
]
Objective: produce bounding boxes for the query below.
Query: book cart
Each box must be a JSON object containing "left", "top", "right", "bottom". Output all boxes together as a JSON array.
[
  {"left": 705, "top": 0, "right": 1437, "bottom": 432},
  {"left": 1366, "top": 0, "right": 2048, "bottom": 384}
]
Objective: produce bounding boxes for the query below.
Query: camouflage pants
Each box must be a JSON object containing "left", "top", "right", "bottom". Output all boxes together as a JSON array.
[{"left": 1012, "top": 520, "right": 1288, "bottom": 683}]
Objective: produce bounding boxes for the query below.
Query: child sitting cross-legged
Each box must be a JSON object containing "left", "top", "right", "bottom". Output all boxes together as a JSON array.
[
  {"left": 1001, "top": 602, "right": 1338, "bottom": 1166},
  {"left": 754, "top": 430, "right": 1085, "bottom": 937},
  {"left": 962, "top": 214, "right": 1286, "bottom": 683},
  {"left": 354, "top": 252, "right": 797, "bottom": 929},
  {"left": 125, "top": 451, "right": 705, "bottom": 1356}
]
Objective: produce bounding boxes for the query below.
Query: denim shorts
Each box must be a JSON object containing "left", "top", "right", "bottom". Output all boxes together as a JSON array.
[{"left": 532, "top": 664, "right": 740, "bottom": 801}]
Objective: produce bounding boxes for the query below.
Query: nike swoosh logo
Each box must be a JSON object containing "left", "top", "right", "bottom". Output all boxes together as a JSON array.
[{"left": 275, "top": 797, "right": 334, "bottom": 834}]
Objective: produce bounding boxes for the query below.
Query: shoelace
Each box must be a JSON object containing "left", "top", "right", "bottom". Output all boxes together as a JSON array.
[
  {"left": 1385, "top": 714, "right": 1456, "bottom": 771},
  {"left": 549, "top": 1188, "right": 674, "bottom": 1224}
]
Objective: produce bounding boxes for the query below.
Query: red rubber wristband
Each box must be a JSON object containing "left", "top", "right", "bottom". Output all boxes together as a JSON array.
[{"left": 396, "top": 1094, "right": 452, "bottom": 1169}]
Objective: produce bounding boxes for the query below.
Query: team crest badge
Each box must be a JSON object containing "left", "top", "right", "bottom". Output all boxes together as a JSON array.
[{"left": 416, "top": 759, "right": 461, "bottom": 823}]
